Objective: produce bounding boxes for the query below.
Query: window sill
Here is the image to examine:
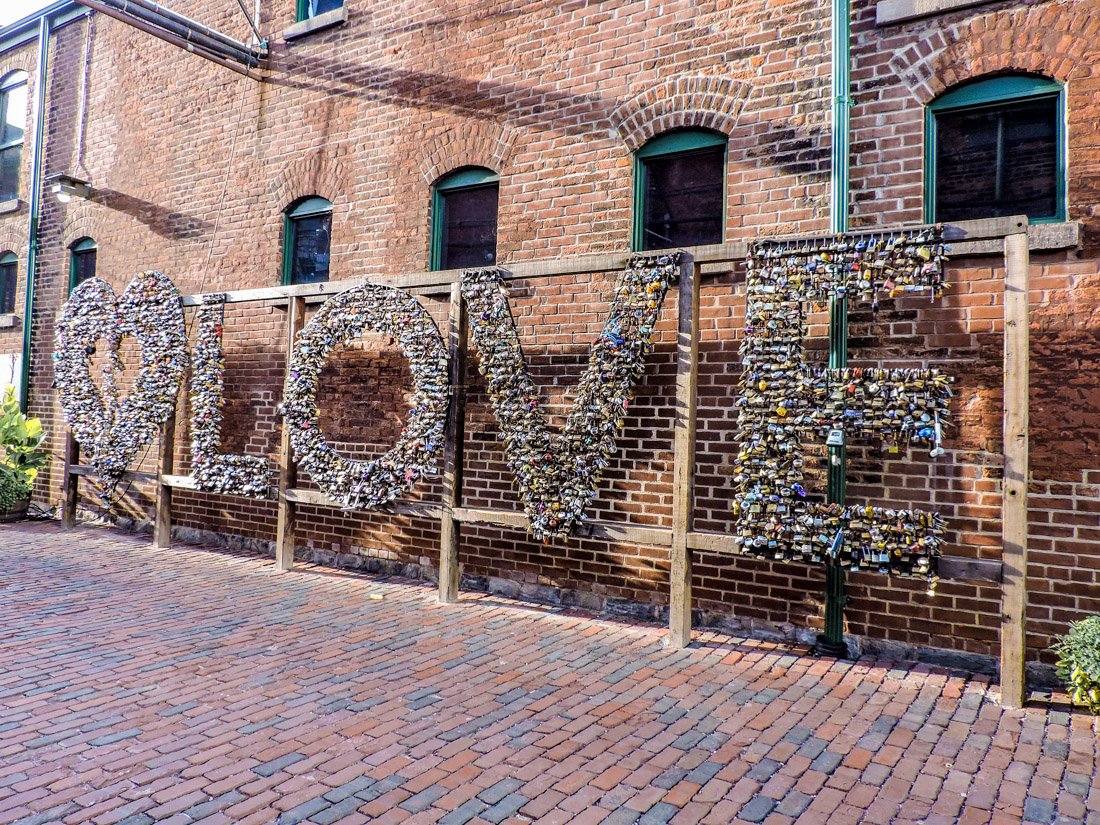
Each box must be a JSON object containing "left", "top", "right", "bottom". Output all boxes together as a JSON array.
[
  {"left": 283, "top": 6, "right": 346, "bottom": 41},
  {"left": 876, "top": 0, "right": 995, "bottom": 26},
  {"left": 0, "top": 313, "right": 20, "bottom": 329},
  {"left": 0, "top": 199, "right": 23, "bottom": 216}
]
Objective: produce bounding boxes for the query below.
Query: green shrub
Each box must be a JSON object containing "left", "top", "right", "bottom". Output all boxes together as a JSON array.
[
  {"left": 1054, "top": 615, "right": 1100, "bottom": 714},
  {"left": 0, "top": 386, "right": 47, "bottom": 513}
]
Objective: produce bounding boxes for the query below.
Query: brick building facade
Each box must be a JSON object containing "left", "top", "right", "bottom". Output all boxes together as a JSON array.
[{"left": 0, "top": 0, "right": 1096, "bottom": 678}]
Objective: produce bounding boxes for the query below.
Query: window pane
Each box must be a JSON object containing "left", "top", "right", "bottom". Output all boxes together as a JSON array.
[
  {"left": 0, "top": 145, "right": 19, "bottom": 201},
  {"left": 935, "top": 97, "right": 1058, "bottom": 222},
  {"left": 72, "top": 249, "right": 96, "bottom": 288},
  {"left": 0, "top": 262, "right": 15, "bottom": 314},
  {"left": 1, "top": 83, "right": 26, "bottom": 147},
  {"left": 307, "top": 0, "right": 342, "bottom": 17},
  {"left": 641, "top": 147, "right": 724, "bottom": 250},
  {"left": 289, "top": 213, "right": 331, "bottom": 284},
  {"left": 440, "top": 184, "right": 498, "bottom": 270}
]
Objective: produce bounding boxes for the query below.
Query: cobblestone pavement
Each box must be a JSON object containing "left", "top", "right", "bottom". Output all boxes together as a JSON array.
[{"left": 1, "top": 523, "right": 1097, "bottom": 825}]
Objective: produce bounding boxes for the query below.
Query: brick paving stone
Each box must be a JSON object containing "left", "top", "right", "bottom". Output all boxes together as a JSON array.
[
  {"left": 1, "top": 525, "right": 1098, "bottom": 825},
  {"left": 738, "top": 794, "right": 778, "bottom": 823}
]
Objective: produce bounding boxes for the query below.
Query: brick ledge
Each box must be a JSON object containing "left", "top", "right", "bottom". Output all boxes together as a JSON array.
[
  {"left": 876, "top": 0, "right": 996, "bottom": 26},
  {"left": 283, "top": 6, "right": 347, "bottom": 41}
]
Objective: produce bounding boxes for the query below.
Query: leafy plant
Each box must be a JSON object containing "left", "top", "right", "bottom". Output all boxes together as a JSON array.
[
  {"left": 1054, "top": 615, "right": 1100, "bottom": 714},
  {"left": 0, "top": 386, "right": 47, "bottom": 512}
]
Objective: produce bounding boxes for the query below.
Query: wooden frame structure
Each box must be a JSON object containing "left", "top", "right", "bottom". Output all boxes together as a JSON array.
[{"left": 59, "top": 215, "right": 1032, "bottom": 707}]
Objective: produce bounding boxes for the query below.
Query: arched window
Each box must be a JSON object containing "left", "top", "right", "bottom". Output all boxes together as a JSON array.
[
  {"left": 925, "top": 75, "right": 1065, "bottom": 223},
  {"left": 283, "top": 196, "right": 332, "bottom": 285},
  {"left": 0, "top": 71, "right": 29, "bottom": 202},
  {"left": 633, "top": 128, "right": 727, "bottom": 251},
  {"left": 69, "top": 237, "right": 97, "bottom": 291},
  {"left": 0, "top": 251, "right": 16, "bottom": 314},
  {"left": 430, "top": 167, "right": 499, "bottom": 271}
]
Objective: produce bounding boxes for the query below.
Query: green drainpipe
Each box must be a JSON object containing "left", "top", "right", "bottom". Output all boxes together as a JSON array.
[
  {"left": 19, "top": 14, "right": 51, "bottom": 412},
  {"left": 816, "top": 0, "right": 852, "bottom": 658}
]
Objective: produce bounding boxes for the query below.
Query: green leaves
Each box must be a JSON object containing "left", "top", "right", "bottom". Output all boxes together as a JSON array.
[
  {"left": 0, "top": 385, "right": 48, "bottom": 503},
  {"left": 1053, "top": 615, "right": 1100, "bottom": 714}
]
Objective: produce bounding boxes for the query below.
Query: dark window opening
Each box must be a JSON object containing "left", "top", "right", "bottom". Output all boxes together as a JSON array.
[
  {"left": 633, "top": 129, "right": 727, "bottom": 251},
  {"left": 0, "top": 253, "right": 16, "bottom": 314},
  {"left": 284, "top": 197, "right": 332, "bottom": 285},
  {"left": 935, "top": 98, "right": 1059, "bottom": 222},
  {"left": 431, "top": 168, "right": 499, "bottom": 271},
  {"left": 70, "top": 238, "right": 97, "bottom": 291},
  {"left": 640, "top": 147, "right": 725, "bottom": 250},
  {"left": 927, "top": 75, "right": 1064, "bottom": 224}
]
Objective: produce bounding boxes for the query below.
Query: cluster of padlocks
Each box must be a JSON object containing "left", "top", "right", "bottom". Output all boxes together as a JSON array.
[
  {"left": 735, "top": 231, "right": 954, "bottom": 589},
  {"left": 462, "top": 255, "right": 680, "bottom": 541},
  {"left": 189, "top": 294, "right": 271, "bottom": 497},
  {"left": 54, "top": 272, "right": 187, "bottom": 492},
  {"left": 281, "top": 283, "right": 450, "bottom": 510}
]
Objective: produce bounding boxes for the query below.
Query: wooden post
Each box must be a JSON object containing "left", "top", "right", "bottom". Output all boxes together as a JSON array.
[
  {"left": 1000, "top": 231, "right": 1030, "bottom": 708},
  {"left": 61, "top": 432, "right": 79, "bottom": 528},
  {"left": 668, "top": 254, "right": 699, "bottom": 648},
  {"left": 438, "top": 281, "right": 467, "bottom": 603},
  {"left": 275, "top": 296, "right": 305, "bottom": 572},
  {"left": 153, "top": 410, "right": 176, "bottom": 548}
]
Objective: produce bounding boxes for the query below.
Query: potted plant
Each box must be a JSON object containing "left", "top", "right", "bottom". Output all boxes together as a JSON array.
[
  {"left": 0, "top": 386, "right": 47, "bottom": 522},
  {"left": 1054, "top": 615, "right": 1100, "bottom": 714}
]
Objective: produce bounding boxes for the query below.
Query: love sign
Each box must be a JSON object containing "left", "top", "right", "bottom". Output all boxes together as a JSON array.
[{"left": 53, "top": 239, "right": 954, "bottom": 586}]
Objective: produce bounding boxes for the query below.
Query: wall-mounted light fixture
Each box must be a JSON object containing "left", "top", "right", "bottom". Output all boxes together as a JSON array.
[{"left": 47, "top": 173, "right": 93, "bottom": 204}]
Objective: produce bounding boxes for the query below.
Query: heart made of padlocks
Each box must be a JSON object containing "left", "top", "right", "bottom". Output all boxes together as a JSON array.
[
  {"left": 282, "top": 282, "right": 450, "bottom": 510},
  {"left": 462, "top": 255, "right": 680, "bottom": 541},
  {"left": 53, "top": 271, "right": 188, "bottom": 492}
]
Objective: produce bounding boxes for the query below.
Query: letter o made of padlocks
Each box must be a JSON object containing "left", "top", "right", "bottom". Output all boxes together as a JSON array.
[{"left": 282, "top": 283, "right": 449, "bottom": 509}]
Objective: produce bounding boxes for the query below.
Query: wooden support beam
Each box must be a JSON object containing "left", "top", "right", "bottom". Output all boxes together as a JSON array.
[
  {"left": 153, "top": 409, "right": 176, "bottom": 549},
  {"left": 70, "top": 464, "right": 158, "bottom": 482},
  {"left": 61, "top": 432, "right": 79, "bottom": 528},
  {"left": 668, "top": 255, "right": 699, "bottom": 649},
  {"left": 175, "top": 217, "right": 1024, "bottom": 311},
  {"left": 1000, "top": 231, "right": 1030, "bottom": 708},
  {"left": 438, "top": 282, "right": 467, "bottom": 604},
  {"left": 275, "top": 296, "right": 305, "bottom": 572},
  {"left": 281, "top": 487, "right": 440, "bottom": 518}
]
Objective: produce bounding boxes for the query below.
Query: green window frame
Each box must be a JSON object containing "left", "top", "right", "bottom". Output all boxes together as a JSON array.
[
  {"left": 0, "top": 251, "right": 16, "bottom": 314},
  {"left": 0, "top": 71, "right": 29, "bottom": 203},
  {"left": 282, "top": 196, "right": 332, "bottom": 286},
  {"left": 69, "top": 237, "right": 97, "bottom": 292},
  {"left": 632, "top": 128, "right": 728, "bottom": 251},
  {"left": 429, "top": 167, "right": 500, "bottom": 272},
  {"left": 924, "top": 74, "right": 1066, "bottom": 224},
  {"left": 296, "top": 0, "right": 343, "bottom": 22}
]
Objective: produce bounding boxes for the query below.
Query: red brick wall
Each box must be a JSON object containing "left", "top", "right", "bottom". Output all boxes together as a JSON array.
[{"left": 1, "top": 0, "right": 1098, "bottom": 672}]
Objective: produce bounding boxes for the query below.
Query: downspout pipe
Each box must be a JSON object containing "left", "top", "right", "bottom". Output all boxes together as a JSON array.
[
  {"left": 19, "top": 14, "right": 50, "bottom": 412},
  {"left": 830, "top": 0, "right": 851, "bottom": 236},
  {"left": 817, "top": 0, "right": 852, "bottom": 659}
]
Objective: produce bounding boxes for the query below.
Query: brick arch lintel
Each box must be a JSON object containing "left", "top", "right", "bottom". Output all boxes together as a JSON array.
[
  {"left": 59, "top": 207, "right": 106, "bottom": 251},
  {"left": 0, "top": 227, "right": 26, "bottom": 261},
  {"left": 888, "top": 5, "right": 1095, "bottom": 105},
  {"left": 610, "top": 75, "right": 752, "bottom": 152},
  {"left": 267, "top": 152, "right": 349, "bottom": 218},
  {"left": 418, "top": 122, "right": 517, "bottom": 186}
]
